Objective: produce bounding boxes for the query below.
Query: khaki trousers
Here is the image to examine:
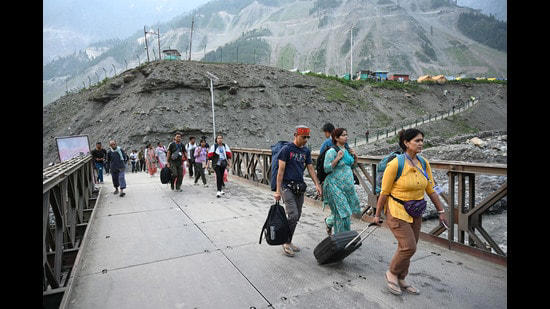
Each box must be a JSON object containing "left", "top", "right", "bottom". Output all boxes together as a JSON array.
[{"left": 386, "top": 208, "right": 422, "bottom": 279}]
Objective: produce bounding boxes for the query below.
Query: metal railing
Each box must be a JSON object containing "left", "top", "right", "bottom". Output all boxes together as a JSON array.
[
  {"left": 231, "top": 148, "right": 507, "bottom": 265},
  {"left": 43, "top": 155, "right": 98, "bottom": 308}
]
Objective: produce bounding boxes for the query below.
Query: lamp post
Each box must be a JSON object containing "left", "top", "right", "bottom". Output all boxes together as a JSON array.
[{"left": 205, "top": 71, "right": 219, "bottom": 142}]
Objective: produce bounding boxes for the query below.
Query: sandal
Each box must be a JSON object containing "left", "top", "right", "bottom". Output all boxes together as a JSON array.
[
  {"left": 289, "top": 243, "right": 300, "bottom": 252},
  {"left": 398, "top": 280, "right": 420, "bottom": 295},
  {"left": 325, "top": 217, "right": 333, "bottom": 236},
  {"left": 282, "top": 245, "right": 295, "bottom": 257},
  {"left": 385, "top": 272, "right": 402, "bottom": 295}
]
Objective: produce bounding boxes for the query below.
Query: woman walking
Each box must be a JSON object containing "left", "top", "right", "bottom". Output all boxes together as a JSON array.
[
  {"left": 156, "top": 142, "right": 167, "bottom": 169},
  {"left": 322, "top": 128, "right": 361, "bottom": 234},
  {"left": 208, "top": 135, "right": 232, "bottom": 198},
  {"left": 193, "top": 139, "right": 209, "bottom": 187},
  {"left": 145, "top": 144, "right": 158, "bottom": 177},
  {"left": 372, "top": 128, "right": 448, "bottom": 296}
]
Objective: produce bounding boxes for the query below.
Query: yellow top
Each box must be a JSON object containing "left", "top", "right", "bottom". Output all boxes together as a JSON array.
[{"left": 380, "top": 155, "right": 435, "bottom": 223}]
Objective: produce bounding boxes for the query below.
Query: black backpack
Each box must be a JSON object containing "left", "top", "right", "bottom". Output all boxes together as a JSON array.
[
  {"left": 316, "top": 145, "right": 340, "bottom": 184},
  {"left": 259, "top": 201, "right": 291, "bottom": 245},
  {"left": 160, "top": 166, "right": 172, "bottom": 184}
]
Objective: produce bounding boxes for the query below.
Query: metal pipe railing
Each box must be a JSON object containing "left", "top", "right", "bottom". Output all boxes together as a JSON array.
[{"left": 230, "top": 147, "right": 507, "bottom": 264}]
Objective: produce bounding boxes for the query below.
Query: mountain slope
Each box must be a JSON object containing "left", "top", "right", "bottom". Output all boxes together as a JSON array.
[
  {"left": 42, "top": 60, "right": 506, "bottom": 167},
  {"left": 43, "top": 0, "right": 507, "bottom": 106}
]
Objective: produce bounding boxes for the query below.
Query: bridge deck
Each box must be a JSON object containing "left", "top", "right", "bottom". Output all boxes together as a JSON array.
[{"left": 65, "top": 171, "right": 506, "bottom": 308}]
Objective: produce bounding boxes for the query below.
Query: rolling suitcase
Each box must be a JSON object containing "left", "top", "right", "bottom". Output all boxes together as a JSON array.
[{"left": 314, "top": 222, "right": 381, "bottom": 265}]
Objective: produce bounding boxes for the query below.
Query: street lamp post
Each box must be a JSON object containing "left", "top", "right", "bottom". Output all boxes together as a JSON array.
[{"left": 205, "top": 71, "right": 219, "bottom": 142}]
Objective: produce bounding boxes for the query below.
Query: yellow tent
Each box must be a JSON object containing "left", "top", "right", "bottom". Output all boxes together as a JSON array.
[
  {"left": 417, "top": 75, "right": 432, "bottom": 83},
  {"left": 432, "top": 75, "right": 447, "bottom": 84}
]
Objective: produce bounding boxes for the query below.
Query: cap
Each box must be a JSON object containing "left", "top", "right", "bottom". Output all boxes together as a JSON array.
[{"left": 295, "top": 125, "right": 310, "bottom": 136}]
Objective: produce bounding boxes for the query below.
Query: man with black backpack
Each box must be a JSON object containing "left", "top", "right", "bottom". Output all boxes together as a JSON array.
[
  {"left": 166, "top": 132, "right": 186, "bottom": 192},
  {"left": 274, "top": 125, "right": 322, "bottom": 257}
]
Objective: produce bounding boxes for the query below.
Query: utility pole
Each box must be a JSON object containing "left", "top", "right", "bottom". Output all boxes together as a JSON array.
[
  {"left": 220, "top": 47, "right": 223, "bottom": 62},
  {"left": 188, "top": 15, "right": 195, "bottom": 61},
  {"left": 88, "top": 76, "right": 92, "bottom": 87},
  {"left": 206, "top": 71, "right": 219, "bottom": 143},
  {"left": 236, "top": 46, "right": 239, "bottom": 63},
  {"left": 350, "top": 27, "right": 353, "bottom": 80},
  {"left": 144, "top": 26, "right": 150, "bottom": 62},
  {"left": 254, "top": 48, "right": 256, "bottom": 64},
  {"left": 112, "top": 64, "right": 116, "bottom": 76},
  {"left": 158, "top": 28, "right": 161, "bottom": 60},
  {"left": 153, "top": 48, "right": 157, "bottom": 60},
  {"left": 124, "top": 58, "right": 128, "bottom": 70}
]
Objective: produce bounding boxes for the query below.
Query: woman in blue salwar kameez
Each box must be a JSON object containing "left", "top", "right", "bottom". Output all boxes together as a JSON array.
[{"left": 323, "top": 128, "right": 362, "bottom": 234}]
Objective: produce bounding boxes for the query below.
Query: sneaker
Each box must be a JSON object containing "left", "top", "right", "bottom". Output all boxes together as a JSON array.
[
  {"left": 216, "top": 191, "right": 222, "bottom": 198},
  {"left": 194, "top": 182, "right": 200, "bottom": 186},
  {"left": 203, "top": 184, "right": 208, "bottom": 187},
  {"left": 113, "top": 189, "right": 119, "bottom": 194},
  {"left": 176, "top": 188, "right": 182, "bottom": 192},
  {"left": 220, "top": 190, "right": 225, "bottom": 195},
  {"left": 120, "top": 192, "right": 126, "bottom": 197},
  {"left": 289, "top": 243, "right": 300, "bottom": 252},
  {"left": 282, "top": 244, "right": 295, "bottom": 257}
]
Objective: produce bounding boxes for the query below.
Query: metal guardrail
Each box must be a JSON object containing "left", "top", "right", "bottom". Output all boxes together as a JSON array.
[
  {"left": 231, "top": 147, "right": 507, "bottom": 266},
  {"left": 43, "top": 155, "right": 98, "bottom": 308}
]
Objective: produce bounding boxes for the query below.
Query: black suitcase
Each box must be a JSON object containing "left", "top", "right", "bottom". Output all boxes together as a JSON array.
[{"left": 314, "top": 222, "right": 380, "bottom": 265}]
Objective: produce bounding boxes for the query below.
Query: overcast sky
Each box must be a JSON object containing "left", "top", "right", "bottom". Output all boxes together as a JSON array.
[{"left": 43, "top": 0, "right": 212, "bottom": 64}]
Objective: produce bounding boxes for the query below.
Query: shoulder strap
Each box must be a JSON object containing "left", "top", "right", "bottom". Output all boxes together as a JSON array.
[
  {"left": 396, "top": 154, "right": 405, "bottom": 181},
  {"left": 417, "top": 155, "right": 427, "bottom": 172}
]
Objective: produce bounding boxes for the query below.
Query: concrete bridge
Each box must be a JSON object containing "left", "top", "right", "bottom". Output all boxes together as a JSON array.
[{"left": 43, "top": 151, "right": 507, "bottom": 308}]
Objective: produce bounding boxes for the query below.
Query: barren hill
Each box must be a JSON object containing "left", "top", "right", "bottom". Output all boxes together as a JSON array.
[{"left": 42, "top": 60, "right": 506, "bottom": 167}]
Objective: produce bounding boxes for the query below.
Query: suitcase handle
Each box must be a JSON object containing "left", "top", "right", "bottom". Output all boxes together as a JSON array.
[{"left": 344, "top": 221, "right": 382, "bottom": 250}]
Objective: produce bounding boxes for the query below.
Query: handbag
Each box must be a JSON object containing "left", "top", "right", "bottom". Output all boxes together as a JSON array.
[{"left": 389, "top": 195, "right": 427, "bottom": 218}]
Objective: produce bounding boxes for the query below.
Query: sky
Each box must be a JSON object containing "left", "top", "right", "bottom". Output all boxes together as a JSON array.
[{"left": 43, "top": 0, "right": 212, "bottom": 64}]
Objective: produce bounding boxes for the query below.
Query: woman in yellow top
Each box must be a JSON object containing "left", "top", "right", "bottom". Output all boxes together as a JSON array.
[{"left": 372, "top": 128, "right": 448, "bottom": 296}]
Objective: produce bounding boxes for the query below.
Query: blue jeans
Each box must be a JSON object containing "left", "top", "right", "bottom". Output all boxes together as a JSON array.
[{"left": 95, "top": 162, "right": 104, "bottom": 182}]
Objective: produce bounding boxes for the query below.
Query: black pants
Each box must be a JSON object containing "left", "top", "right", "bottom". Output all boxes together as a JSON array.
[
  {"left": 214, "top": 165, "right": 226, "bottom": 191},
  {"left": 170, "top": 162, "right": 184, "bottom": 190},
  {"left": 139, "top": 159, "right": 146, "bottom": 171},
  {"left": 104, "top": 161, "right": 110, "bottom": 174},
  {"left": 194, "top": 162, "right": 206, "bottom": 185},
  {"left": 188, "top": 159, "right": 195, "bottom": 177},
  {"left": 131, "top": 161, "right": 137, "bottom": 172}
]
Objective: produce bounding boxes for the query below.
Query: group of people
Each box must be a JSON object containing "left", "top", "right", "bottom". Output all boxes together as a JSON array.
[
  {"left": 90, "top": 122, "right": 448, "bottom": 296},
  {"left": 90, "top": 132, "right": 232, "bottom": 198},
  {"left": 274, "top": 123, "right": 448, "bottom": 296}
]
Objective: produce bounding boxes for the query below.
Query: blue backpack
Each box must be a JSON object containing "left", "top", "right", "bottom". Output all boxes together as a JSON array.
[
  {"left": 270, "top": 141, "right": 291, "bottom": 191},
  {"left": 375, "top": 151, "right": 427, "bottom": 194}
]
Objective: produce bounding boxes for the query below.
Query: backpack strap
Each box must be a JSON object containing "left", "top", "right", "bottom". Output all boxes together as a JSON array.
[
  {"left": 417, "top": 155, "right": 427, "bottom": 172},
  {"left": 395, "top": 154, "right": 405, "bottom": 182}
]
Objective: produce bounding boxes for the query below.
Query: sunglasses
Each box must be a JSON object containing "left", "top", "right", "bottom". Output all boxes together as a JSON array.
[{"left": 301, "top": 136, "right": 311, "bottom": 139}]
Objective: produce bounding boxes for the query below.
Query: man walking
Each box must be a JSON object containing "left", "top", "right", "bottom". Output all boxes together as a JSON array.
[
  {"left": 166, "top": 132, "right": 186, "bottom": 192},
  {"left": 91, "top": 142, "right": 107, "bottom": 184},
  {"left": 274, "top": 125, "right": 322, "bottom": 257},
  {"left": 106, "top": 140, "right": 128, "bottom": 197},
  {"left": 185, "top": 136, "right": 197, "bottom": 178}
]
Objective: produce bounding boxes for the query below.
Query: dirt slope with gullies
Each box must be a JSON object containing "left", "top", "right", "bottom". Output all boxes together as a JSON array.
[{"left": 42, "top": 60, "right": 506, "bottom": 167}]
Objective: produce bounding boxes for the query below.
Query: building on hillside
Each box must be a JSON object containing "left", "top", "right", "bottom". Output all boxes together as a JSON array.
[
  {"left": 373, "top": 70, "right": 388, "bottom": 81},
  {"left": 162, "top": 49, "right": 181, "bottom": 60},
  {"left": 356, "top": 70, "right": 375, "bottom": 80},
  {"left": 388, "top": 73, "right": 410, "bottom": 82}
]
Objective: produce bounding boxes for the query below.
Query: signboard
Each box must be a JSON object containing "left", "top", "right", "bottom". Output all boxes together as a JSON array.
[{"left": 55, "top": 135, "right": 91, "bottom": 162}]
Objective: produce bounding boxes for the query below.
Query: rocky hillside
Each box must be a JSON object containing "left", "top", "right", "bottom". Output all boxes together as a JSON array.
[
  {"left": 43, "top": 0, "right": 506, "bottom": 105},
  {"left": 43, "top": 60, "right": 506, "bottom": 167}
]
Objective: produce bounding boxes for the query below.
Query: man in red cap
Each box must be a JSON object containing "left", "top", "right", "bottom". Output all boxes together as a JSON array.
[{"left": 274, "top": 125, "right": 322, "bottom": 257}]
